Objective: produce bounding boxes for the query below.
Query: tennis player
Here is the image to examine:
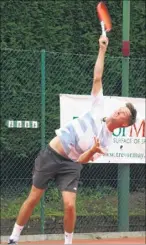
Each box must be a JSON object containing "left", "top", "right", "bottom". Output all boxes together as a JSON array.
[{"left": 8, "top": 35, "right": 137, "bottom": 245}]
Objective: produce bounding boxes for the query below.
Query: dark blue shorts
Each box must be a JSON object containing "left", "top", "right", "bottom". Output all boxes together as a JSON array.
[{"left": 32, "top": 145, "right": 82, "bottom": 192}]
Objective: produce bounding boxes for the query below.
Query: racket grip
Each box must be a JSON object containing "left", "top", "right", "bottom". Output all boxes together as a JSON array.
[{"left": 101, "top": 21, "right": 106, "bottom": 37}]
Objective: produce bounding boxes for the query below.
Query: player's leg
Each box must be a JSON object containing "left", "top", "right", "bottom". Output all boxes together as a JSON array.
[
  {"left": 8, "top": 185, "right": 45, "bottom": 244},
  {"left": 8, "top": 147, "right": 57, "bottom": 244},
  {"left": 55, "top": 160, "right": 82, "bottom": 245},
  {"left": 62, "top": 191, "right": 77, "bottom": 245},
  {"left": 17, "top": 185, "right": 44, "bottom": 225}
]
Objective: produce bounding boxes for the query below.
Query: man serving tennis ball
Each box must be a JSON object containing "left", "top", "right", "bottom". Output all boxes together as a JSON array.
[{"left": 8, "top": 35, "right": 137, "bottom": 245}]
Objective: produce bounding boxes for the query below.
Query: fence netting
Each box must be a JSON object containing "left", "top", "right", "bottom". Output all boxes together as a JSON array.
[{"left": 1, "top": 49, "right": 145, "bottom": 235}]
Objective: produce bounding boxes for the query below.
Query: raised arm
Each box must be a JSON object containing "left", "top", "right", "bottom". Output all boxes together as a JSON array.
[
  {"left": 91, "top": 36, "right": 109, "bottom": 96},
  {"left": 77, "top": 137, "right": 105, "bottom": 164}
]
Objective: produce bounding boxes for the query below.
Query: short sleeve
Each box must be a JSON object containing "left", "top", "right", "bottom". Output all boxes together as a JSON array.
[
  {"left": 91, "top": 89, "right": 104, "bottom": 108},
  {"left": 90, "top": 89, "right": 104, "bottom": 119}
]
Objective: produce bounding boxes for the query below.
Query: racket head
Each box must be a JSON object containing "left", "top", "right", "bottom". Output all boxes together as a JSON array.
[{"left": 97, "top": 2, "right": 112, "bottom": 32}]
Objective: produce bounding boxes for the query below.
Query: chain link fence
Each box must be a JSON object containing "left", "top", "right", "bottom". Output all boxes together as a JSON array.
[{"left": 1, "top": 49, "right": 145, "bottom": 235}]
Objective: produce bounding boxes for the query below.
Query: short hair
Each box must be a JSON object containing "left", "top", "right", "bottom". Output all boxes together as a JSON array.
[{"left": 126, "top": 102, "right": 137, "bottom": 126}]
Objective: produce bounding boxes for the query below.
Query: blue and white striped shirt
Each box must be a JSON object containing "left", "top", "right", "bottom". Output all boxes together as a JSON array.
[{"left": 56, "top": 90, "right": 112, "bottom": 161}]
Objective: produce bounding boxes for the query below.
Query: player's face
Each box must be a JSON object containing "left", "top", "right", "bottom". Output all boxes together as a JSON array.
[{"left": 112, "top": 106, "right": 131, "bottom": 127}]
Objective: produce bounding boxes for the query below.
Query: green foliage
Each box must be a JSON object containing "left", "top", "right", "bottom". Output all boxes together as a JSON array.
[
  {"left": 1, "top": 49, "right": 41, "bottom": 155},
  {"left": 1, "top": 0, "right": 145, "bottom": 56},
  {"left": 1, "top": 187, "right": 145, "bottom": 219}
]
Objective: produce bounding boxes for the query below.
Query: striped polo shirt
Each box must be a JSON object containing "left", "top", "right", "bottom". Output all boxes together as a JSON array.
[{"left": 55, "top": 90, "right": 113, "bottom": 161}]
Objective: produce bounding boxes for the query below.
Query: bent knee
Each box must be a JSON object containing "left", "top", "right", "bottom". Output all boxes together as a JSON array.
[
  {"left": 25, "top": 186, "right": 44, "bottom": 207},
  {"left": 26, "top": 190, "right": 41, "bottom": 206},
  {"left": 64, "top": 201, "right": 76, "bottom": 212}
]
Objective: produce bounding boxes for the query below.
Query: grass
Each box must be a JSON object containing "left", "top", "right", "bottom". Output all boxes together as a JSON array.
[{"left": 1, "top": 186, "right": 145, "bottom": 219}]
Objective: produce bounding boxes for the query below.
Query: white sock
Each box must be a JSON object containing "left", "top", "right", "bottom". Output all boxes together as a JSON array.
[
  {"left": 64, "top": 231, "right": 73, "bottom": 244},
  {"left": 9, "top": 223, "right": 24, "bottom": 242}
]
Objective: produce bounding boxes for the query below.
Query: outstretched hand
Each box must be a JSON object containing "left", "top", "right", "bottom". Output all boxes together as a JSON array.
[
  {"left": 77, "top": 137, "right": 106, "bottom": 163},
  {"left": 91, "top": 137, "right": 105, "bottom": 155}
]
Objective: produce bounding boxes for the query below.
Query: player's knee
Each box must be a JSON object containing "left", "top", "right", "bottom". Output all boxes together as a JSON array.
[
  {"left": 64, "top": 200, "right": 76, "bottom": 214},
  {"left": 25, "top": 195, "right": 40, "bottom": 208},
  {"left": 25, "top": 185, "right": 44, "bottom": 208}
]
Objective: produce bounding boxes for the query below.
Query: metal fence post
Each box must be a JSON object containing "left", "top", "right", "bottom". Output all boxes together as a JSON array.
[
  {"left": 40, "top": 49, "right": 46, "bottom": 234},
  {"left": 118, "top": 0, "right": 130, "bottom": 231}
]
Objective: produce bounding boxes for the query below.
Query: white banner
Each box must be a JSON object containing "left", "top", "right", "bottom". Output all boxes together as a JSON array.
[{"left": 60, "top": 94, "right": 145, "bottom": 164}]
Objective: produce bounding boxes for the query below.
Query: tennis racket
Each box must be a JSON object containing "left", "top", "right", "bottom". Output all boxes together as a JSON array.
[{"left": 96, "top": 1, "right": 112, "bottom": 37}]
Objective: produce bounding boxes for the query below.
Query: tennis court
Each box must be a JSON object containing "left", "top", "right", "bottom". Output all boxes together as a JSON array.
[{"left": 1, "top": 236, "right": 145, "bottom": 245}]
